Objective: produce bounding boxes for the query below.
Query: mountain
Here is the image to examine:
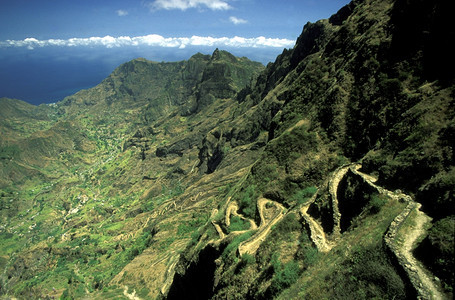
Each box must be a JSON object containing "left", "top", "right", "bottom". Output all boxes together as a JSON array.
[{"left": 1, "top": 0, "right": 454, "bottom": 299}]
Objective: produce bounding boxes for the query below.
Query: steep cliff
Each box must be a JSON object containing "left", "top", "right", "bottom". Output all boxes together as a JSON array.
[{"left": 0, "top": 0, "right": 453, "bottom": 299}]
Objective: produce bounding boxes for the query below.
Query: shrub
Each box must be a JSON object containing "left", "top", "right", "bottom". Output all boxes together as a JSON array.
[
  {"left": 269, "top": 259, "right": 300, "bottom": 297},
  {"left": 292, "top": 186, "right": 318, "bottom": 205},
  {"left": 222, "top": 231, "right": 255, "bottom": 259},
  {"left": 239, "top": 185, "right": 257, "bottom": 218},
  {"left": 236, "top": 253, "right": 256, "bottom": 271},
  {"left": 415, "top": 216, "right": 454, "bottom": 293},
  {"left": 295, "top": 231, "right": 319, "bottom": 266},
  {"left": 125, "top": 230, "right": 153, "bottom": 260},
  {"left": 369, "top": 194, "right": 387, "bottom": 214},
  {"left": 0, "top": 145, "right": 20, "bottom": 159},
  {"left": 273, "top": 213, "right": 301, "bottom": 237},
  {"left": 60, "top": 289, "right": 71, "bottom": 300},
  {"left": 266, "top": 125, "right": 318, "bottom": 166},
  {"left": 303, "top": 246, "right": 319, "bottom": 266},
  {"left": 229, "top": 216, "right": 250, "bottom": 232},
  {"left": 241, "top": 253, "right": 255, "bottom": 265},
  {"left": 331, "top": 244, "right": 407, "bottom": 299},
  {"left": 177, "top": 214, "right": 208, "bottom": 236}
]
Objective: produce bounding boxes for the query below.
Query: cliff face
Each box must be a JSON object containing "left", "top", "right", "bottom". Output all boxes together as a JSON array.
[
  {"left": 231, "top": 0, "right": 454, "bottom": 220},
  {"left": 166, "top": 0, "right": 454, "bottom": 298},
  {"left": 0, "top": 0, "right": 453, "bottom": 299}
]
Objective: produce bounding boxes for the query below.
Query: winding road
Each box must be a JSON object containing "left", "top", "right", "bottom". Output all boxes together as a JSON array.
[
  {"left": 352, "top": 164, "right": 445, "bottom": 299},
  {"left": 238, "top": 198, "right": 286, "bottom": 256},
  {"left": 328, "top": 165, "right": 350, "bottom": 238},
  {"left": 402, "top": 206, "right": 443, "bottom": 300},
  {"left": 206, "top": 163, "right": 445, "bottom": 298},
  {"left": 299, "top": 192, "right": 333, "bottom": 253}
]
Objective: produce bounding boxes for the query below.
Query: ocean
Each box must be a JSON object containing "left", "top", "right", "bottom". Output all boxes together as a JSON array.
[{"left": 0, "top": 46, "right": 280, "bottom": 106}]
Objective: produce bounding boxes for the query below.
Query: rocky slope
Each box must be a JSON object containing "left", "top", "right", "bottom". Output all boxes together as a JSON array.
[{"left": 1, "top": 0, "right": 454, "bottom": 299}]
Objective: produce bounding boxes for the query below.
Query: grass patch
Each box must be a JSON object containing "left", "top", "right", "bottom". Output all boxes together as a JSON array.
[
  {"left": 177, "top": 213, "right": 209, "bottom": 237},
  {"left": 369, "top": 193, "right": 387, "bottom": 214},
  {"left": 222, "top": 231, "right": 255, "bottom": 259},
  {"left": 292, "top": 186, "right": 318, "bottom": 206},
  {"left": 278, "top": 198, "right": 408, "bottom": 300},
  {"left": 228, "top": 216, "right": 251, "bottom": 232},
  {"left": 238, "top": 185, "right": 257, "bottom": 218},
  {"left": 269, "top": 257, "right": 301, "bottom": 297}
]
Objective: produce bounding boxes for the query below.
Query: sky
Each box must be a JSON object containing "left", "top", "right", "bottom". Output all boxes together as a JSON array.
[{"left": 0, "top": 0, "right": 350, "bottom": 105}]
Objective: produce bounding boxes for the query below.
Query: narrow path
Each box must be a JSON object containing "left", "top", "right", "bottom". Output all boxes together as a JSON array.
[
  {"left": 211, "top": 220, "right": 225, "bottom": 240},
  {"left": 351, "top": 164, "right": 411, "bottom": 202},
  {"left": 123, "top": 286, "right": 141, "bottom": 300},
  {"left": 403, "top": 206, "right": 443, "bottom": 300},
  {"left": 351, "top": 164, "right": 378, "bottom": 183},
  {"left": 328, "top": 165, "right": 351, "bottom": 238},
  {"left": 225, "top": 201, "right": 258, "bottom": 231},
  {"left": 210, "top": 200, "right": 257, "bottom": 246},
  {"left": 225, "top": 202, "right": 239, "bottom": 227},
  {"left": 300, "top": 193, "right": 333, "bottom": 253},
  {"left": 206, "top": 162, "right": 445, "bottom": 298},
  {"left": 160, "top": 255, "right": 180, "bottom": 295},
  {"left": 353, "top": 164, "right": 445, "bottom": 299},
  {"left": 386, "top": 202, "right": 445, "bottom": 300},
  {"left": 238, "top": 198, "right": 286, "bottom": 256}
]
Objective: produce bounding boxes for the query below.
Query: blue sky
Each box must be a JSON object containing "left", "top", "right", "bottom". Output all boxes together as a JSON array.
[{"left": 0, "top": 0, "right": 350, "bottom": 105}]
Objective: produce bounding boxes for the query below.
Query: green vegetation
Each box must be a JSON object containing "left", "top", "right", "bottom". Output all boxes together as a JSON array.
[
  {"left": 240, "top": 253, "right": 256, "bottom": 266},
  {"left": 328, "top": 244, "right": 408, "bottom": 299},
  {"left": 144, "top": 183, "right": 186, "bottom": 211},
  {"left": 177, "top": 213, "right": 209, "bottom": 237},
  {"left": 266, "top": 125, "right": 318, "bottom": 166},
  {"left": 0, "top": 0, "right": 453, "bottom": 298},
  {"left": 273, "top": 213, "right": 301, "bottom": 237},
  {"left": 415, "top": 216, "right": 455, "bottom": 294},
  {"left": 126, "top": 231, "right": 154, "bottom": 260},
  {"left": 222, "top": 231, "right": 255, "bottom": 259},
  {"left": 269, "top": 256, "right": 301, "bottom": 297},
  {"left": 228, "top": 215, "right": 251, "bottom": 232},
  {"left": 291, "top": 186, "right": 317, "bottom": 206},
  {"left": 238, "top": 185, "right": 257, "bottom": 218},
  {"left": 0, "top": 145, "right": 20, "bottom": 159},
  {"left": 369, "top": 193, "right": 387, "bottom": 214}
]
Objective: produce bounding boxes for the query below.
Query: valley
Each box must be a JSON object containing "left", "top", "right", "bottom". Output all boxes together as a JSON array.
[{"left": 1, "top": 0, "right": 454, "bottom": 299}]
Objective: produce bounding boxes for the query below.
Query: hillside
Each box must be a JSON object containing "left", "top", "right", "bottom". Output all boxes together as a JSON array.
[{"left": 1, "top": 0, "right": 454, "bottom": 299}]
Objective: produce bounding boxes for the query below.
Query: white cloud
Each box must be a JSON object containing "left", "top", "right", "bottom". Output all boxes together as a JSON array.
[
  {"left": 116, "top": 9, "right": 128, "bottom": 16},
  {"left": 229, "top": 16, "right": 247, "bottom": 25},
  {"left": 0, "top": 35, "right": 295, "bottom": 50},
  {"left": 148, "top": 0, "right": 231, "bottom": 11}
]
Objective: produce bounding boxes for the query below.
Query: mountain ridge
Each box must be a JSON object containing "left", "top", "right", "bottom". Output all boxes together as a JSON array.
[{"left": 1, "top": 0, "right": 454, "bottom": 299}]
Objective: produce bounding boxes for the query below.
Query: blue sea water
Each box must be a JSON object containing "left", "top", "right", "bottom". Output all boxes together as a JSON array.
[
  {"left": 0, "top": 47, "right": 136, "bottom": 105},
  {"left": 0, "top": 46, "right": 281, "bottom": 106}
]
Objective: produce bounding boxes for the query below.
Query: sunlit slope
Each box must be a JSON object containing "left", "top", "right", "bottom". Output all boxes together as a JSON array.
[{"left": 0, "top": 0, "right": 453, "bottom": 298}]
